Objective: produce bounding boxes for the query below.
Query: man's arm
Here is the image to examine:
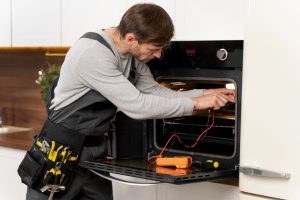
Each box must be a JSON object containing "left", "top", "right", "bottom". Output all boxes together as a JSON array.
[{"left": 135, "top": 62, "right": 204, "bottom": 98}]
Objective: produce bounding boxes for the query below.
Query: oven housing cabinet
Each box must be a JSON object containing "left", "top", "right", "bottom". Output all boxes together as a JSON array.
[{"left": 81, "top": 40, "right": 243, "bottom": 184}]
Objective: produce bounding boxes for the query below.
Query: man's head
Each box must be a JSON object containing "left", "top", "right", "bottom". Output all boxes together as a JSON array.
[{"left": 116, "top": 3, "right": 174, "bottom": 62}]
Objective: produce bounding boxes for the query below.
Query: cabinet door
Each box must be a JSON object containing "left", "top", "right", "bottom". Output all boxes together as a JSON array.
[
  {"left": 125, "top": 0, "right": 176, "bottom": 27},
  {"left": 12, "top": 0, "right": 61, "bottom": 46},
  {"left": 240, "top": 0, "right": 300, "bottom": 199},
  {"left": 174, "top": 0, "right": 247, "bottom": 40},
  {"left": 0, "top": 0, "right": 11, "bottom": 46},
  {"left": 0, "top": 147, "right": 26, "bottom": 200},
  {"left": 111, "top": 174, "right": 157, "bottom": 200},
  {"left": 157, "top": 182, "right": 238, "bottom": 200},
  {"left": 61, "top": 0, "right": 126, "bottom": 46}
]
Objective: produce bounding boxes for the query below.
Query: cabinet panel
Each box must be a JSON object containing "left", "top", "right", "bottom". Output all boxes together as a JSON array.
[
  {"left": 157, "top": 182, "right": 238, "bottom": 200},
  {"left": 111, "top": 174, "right": 157, "bottom": 200},
  {"left": 175, "top": 0, "right": 247, "bottom": 40},
  {"left": 12, "top": 0, "right": 61, "bottom": 46},
  {"left": 62, "top": 0, "right": 127, "bottom": 46},
  {"left": 0, "top": 0, "right": 11, "bottom": 46},
  {"left": 240, "top": 0, "right": 300, "bottom": 199},
  {"left": 62, "top": 0, "right": 176, "bottom": 46},
  {"left": 125, "top": 0, "right": 176, "bottom": 26},
  {"left": 0, "top": 147, "right": 26, "bottom": 200}
]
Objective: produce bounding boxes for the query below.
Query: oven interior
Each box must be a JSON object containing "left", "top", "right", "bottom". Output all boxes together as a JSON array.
[{"left": 153, "top": 78, "right": 236, "bottom": 158}]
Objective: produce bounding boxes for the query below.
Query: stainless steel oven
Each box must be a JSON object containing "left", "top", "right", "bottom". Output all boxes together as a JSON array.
[{"left": 80, "top": 40, "right": 243, "bottom": 184}]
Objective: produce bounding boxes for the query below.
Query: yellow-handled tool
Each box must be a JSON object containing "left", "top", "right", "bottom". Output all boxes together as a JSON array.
[
  {"left": 194, "top": 160, "right": 220, "bottom": 169},
  {"left": 48, "top": 141, "right": 56, "bottom": 161}
]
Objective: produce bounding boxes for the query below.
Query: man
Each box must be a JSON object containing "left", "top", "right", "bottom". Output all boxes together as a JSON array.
[{"left": 25, "top": 3, "right": 234, "bottom": 200}]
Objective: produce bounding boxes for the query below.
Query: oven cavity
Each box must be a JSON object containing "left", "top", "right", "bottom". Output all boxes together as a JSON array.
[{"left": 154, "top": 79, "right": 236, "bottom": 158}]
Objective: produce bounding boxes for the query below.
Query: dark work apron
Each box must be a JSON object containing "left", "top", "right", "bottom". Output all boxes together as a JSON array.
[{"left": 25, "top": 32, "right": 137, "bottom": 200}]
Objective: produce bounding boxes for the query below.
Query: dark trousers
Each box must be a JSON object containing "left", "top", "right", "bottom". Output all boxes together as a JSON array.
[{"left": 26, "top": 166, "right": 113, "bottom": 200}]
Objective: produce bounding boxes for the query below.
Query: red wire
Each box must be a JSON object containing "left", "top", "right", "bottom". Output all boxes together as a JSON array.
[{"left": 148, "top": 110, "right": 215, "bottom": 163}]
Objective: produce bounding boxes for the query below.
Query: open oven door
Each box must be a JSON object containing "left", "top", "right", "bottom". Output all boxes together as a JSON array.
[{"left": 80, "top": 158, "right": 238, "bottom": 185}]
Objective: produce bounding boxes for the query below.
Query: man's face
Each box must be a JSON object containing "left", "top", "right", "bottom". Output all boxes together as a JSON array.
[{"left": 130, "top": 41, "right": 164, "bottom": 63}]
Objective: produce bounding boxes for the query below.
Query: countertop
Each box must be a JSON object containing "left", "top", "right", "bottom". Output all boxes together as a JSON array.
[{"left": 0, "top": 129, "right": 35, "bottom": 150}]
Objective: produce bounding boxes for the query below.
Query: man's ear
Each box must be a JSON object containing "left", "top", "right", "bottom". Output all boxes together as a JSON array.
[{"left": 125, "top": 33, "right": 137, "bottom": 43}]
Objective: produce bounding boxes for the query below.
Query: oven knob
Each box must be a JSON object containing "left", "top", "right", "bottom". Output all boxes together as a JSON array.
[{"left": 216, "top": 48, "right": 228, "bottom": 61}]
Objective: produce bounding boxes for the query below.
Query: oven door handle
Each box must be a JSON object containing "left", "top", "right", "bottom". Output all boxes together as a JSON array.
[
  {"left": 90, "top": 170, "right": 161, "bottom": 186},
  {"left": 239, "top": 166, "right": 291, "bottom": 179}
]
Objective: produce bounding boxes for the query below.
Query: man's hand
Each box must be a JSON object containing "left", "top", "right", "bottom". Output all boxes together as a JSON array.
[{"left": 192, "top": 88, "right": 235, "bottom": 110}]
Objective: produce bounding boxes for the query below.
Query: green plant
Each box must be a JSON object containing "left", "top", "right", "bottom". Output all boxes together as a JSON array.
[{"left": 36, "top": 62, "right": 61, "bottom": 102}]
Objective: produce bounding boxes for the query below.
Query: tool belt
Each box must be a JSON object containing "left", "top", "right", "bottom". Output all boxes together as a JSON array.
[{"left": 17, "top": 119, "right": 105, "bottom": 198}]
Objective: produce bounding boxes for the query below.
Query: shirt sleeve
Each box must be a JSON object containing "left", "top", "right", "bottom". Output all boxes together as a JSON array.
[
  {"left": 75, "top": 46, "right": 194, "bottom": 119},
  {"left": 135, "top": 61, "right": 204, "bottom": 98}
]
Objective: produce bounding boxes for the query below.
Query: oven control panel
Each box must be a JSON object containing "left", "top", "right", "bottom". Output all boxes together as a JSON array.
[{"left": 147, "top": 40, "right": 243, "bottom": 69}]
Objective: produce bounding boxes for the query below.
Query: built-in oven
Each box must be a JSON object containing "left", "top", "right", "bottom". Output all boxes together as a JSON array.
[{"left": 79, "top": 40, "right": 243, "bottom": 184}]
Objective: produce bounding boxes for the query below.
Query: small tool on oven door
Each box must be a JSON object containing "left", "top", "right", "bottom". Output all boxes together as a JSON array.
[
  {"left": 156, "top": 156, "right": 192, "bottom": 169},
  {"left": 194, "top": 160, "right": 220, "bottom": 169}
]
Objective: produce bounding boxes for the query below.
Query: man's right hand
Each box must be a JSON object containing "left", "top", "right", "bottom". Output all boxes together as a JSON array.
[{"left": 192, "top": 88, "right": 235, "bottom": 110}]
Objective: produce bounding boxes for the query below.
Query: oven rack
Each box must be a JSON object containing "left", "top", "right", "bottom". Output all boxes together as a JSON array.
[{"left": 163, "top": 120, "right": 234, "bottom": 129}]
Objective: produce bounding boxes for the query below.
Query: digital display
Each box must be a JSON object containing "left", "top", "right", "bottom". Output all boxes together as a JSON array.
[{"left": 185, "top": 48, "right": 196, "bottom": 57}]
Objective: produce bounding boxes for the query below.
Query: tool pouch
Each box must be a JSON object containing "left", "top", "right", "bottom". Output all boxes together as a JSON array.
[
  {"left": 36, "top": 137, "right": 79, "bottom": 198},
  {"left": 17, "top": 119, "right": 85, "bottom": 197},
  {"left": 17, "top": 140, "right": 46, "bottom": 187}
]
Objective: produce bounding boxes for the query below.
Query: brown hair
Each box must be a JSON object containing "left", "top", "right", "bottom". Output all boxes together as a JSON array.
[{"left": 117, "top": 3, "right": 174, "bottom": 47}]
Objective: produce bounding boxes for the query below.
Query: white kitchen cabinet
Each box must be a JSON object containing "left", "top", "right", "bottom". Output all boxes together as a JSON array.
[
  {"left": 110, "top": 174, "right": 238, "bottom": 200},
  {"left": 125, "top": 0, "right": 176, "bottom": 42},
  {"left": 0, "top": 0, "right": 11, "bottom": 46},
  {"left": 0, "top": 147, "right": 26, "bottom": 200},
  {"left": 61, "top": 0, "right": 127, "bottom": 46},
  {"left": 240, "top": 0, "right": 300, "bottom": 199},
  {"left": 62, "top": 0, "right": 176, "bottom": 46},
  {"left": 125, "top": 0, "right": 176, "bottom": 25},
  {"left": 174, "top": 0, "right": 247, "bottom": 40},
  {"left": 11, "top": 0, "right": 61, "bottom": 46},
  {"left": 111, "top": 174, "right": 157, "bottom": 200},
  {"left": 157, "top": 182, "right": 238, "bottom": 200}
]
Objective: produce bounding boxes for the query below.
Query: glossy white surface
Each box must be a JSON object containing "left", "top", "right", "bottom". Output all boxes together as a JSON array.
[
  {"left": 240, "top": 0, "right": 300, "bottom": 199},
  {"left": 62, "top": 0, "right": 127, "bottom": 46},
  {"left": 0, "top": 147, "right": 26, "bottom": 200},
  {"left": 0, "top": 0, "right": 11, "bottom": 46},
  {"left": 62, "top": 0, "right": 245, "bottom": 45},
  {"left": 1, "top": 0, "right": 247, "bottom": 46},
  {"left": 174, "top": 0, "right": 247, "bottom": 40},
  {"left": 11, "top": 0, "right": 61, "bottom": 46},
  {"left": 111, "top": 174, "right": 238, "bottom": 200}
]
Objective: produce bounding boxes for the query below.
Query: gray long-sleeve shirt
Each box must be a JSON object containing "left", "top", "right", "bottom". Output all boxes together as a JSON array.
[{"left": 50, "top": 30, "right": 203, "bottom": 119}]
